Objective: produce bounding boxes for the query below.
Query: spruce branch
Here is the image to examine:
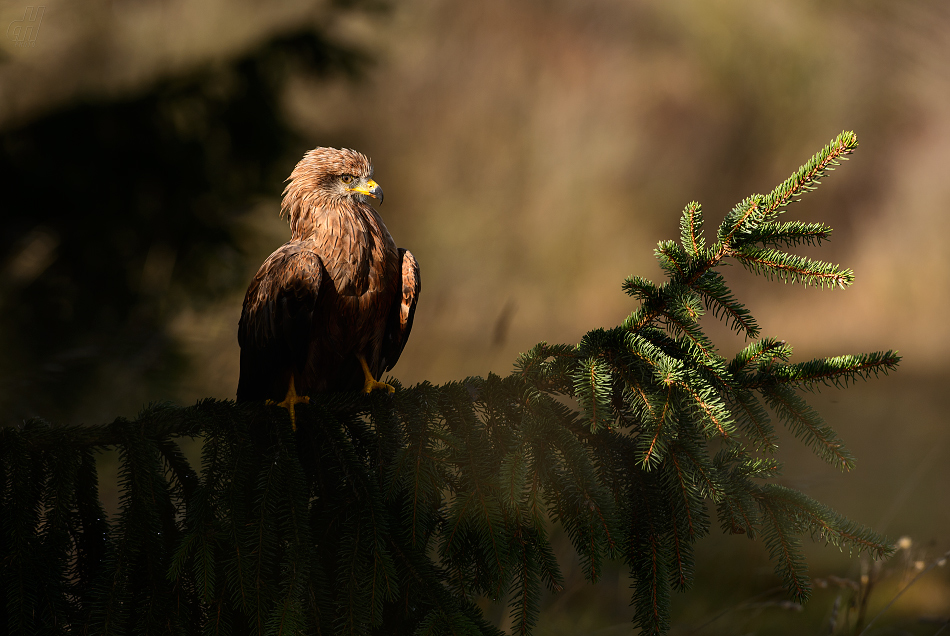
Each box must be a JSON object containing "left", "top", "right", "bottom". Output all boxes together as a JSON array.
[
  {"left": 637, "top": 385, "right": 675, "bottom": 469},
  {"left": 757, "top": 351, "right": 901, "bottom": 390},
  {"left": 717, "top": 130, "right": 858, "bottom": 245},
  {"left": 732, "top": 220, "right": 834, "bottom": 249},
  {"left": 760, "top": 383, "right": 856, "bottom": 471},
  {"left": 574, "top": 355, "right": 615, "bottom": 432},
  {"left": 718, "top": 195, "right": 768, "bottom": 246},
  {"left": 693, "top": 270, "right": 761, "bottom": 337},
  {"left": 731, "top": 247, "right": 855, "bottom": 289},
  {"left": 679, "top": 201, "right": 706, "bottom": 256},
  {"left": 0, "top": 132, "right": 898, "bottom": 636},
  {"left": 756, "top": 485, "right": 891, "bottom": 559},
  {"left": 729, "top": 338, "right": 793, "bottom": 376},
  {"left": 681, "top": 373, "right": 734, "bottom": 439},
  {"left": 757, "top": 489, "right": 811, "bottom": 603},
  {"left": 760, "top": 130, "right": 859, "bottom": 217},
  {"left": 728, "top": 389, "right": 779, "bottom": 453},
  {"left": 620, "top": 132, "right": 862, "bottom": 338}
]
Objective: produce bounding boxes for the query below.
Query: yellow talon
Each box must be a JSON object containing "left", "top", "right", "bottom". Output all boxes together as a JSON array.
[
  {"left": 358, "top": 355, "right": 395, "bottom": 394},
  {"left": 266, "top": 375, "right": 310, "bottom": 430}
]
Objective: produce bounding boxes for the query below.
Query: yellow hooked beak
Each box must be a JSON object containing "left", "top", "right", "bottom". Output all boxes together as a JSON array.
[{"left": 348, "top": 179, "right": 384, "bottom": 204}]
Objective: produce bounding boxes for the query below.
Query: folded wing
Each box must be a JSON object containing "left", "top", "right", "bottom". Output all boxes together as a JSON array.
[
  {"left": 237, "top": 243, "right": 324, "bottom": 402},
  {"left": 381, "top": 249, "right": 421, "bottom": 373}
]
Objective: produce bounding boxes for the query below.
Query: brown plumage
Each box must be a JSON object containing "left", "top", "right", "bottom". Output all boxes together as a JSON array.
[{"left": 236, "top": 147, "right": 420, "bottom": 411}]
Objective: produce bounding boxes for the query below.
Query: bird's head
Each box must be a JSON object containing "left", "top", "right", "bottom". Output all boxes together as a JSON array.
[
  {"left": 282, "top": 147, "right": 384, "bottom": 219},
  {"left": 284, "top": 148, "right": 383, "bottom": 204}
]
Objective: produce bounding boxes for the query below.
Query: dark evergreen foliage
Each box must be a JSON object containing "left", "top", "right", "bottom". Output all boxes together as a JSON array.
[{"left": 0, "top": 132, "right": 898, "bottom": 635}]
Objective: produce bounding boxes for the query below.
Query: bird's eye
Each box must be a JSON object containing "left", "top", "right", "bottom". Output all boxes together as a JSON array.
[{"left": 341, "top": 175, "right": 355, "bottom": 185}]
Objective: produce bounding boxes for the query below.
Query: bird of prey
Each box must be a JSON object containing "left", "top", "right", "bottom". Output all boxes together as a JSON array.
[{"left": 236, "top": 147, "right": 420, "bottom": 428}]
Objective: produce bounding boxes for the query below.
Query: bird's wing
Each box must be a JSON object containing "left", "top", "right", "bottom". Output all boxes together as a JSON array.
[
  {"left": 237, "top": 243, "right": 323, "bottom": 401},
  {"left": 381, "top": 249, "right": 421, "bottom": 372}
]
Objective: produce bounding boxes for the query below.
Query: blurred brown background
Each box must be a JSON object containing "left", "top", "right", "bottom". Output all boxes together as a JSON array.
[{"left": 2, "top": 0, "right": 948, "bottom": 633}]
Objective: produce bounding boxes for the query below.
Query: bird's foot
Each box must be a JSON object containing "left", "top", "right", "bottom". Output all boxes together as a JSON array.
[
  {"left": 358, "top": 355, "right": 395, "bottom": 395},
  {"left": 266, "top": 376, "right": 310, "bottom": 431},
  {"left": 362, "top": 378, "right": 395, "bottom": 395}
]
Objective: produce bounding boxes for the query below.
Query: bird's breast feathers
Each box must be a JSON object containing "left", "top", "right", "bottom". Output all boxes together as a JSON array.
[{"left": 313, "top": 203, "right": 397, "bottom": 297}]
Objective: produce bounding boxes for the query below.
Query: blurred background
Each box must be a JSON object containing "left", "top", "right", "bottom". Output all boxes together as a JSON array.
[{"left": 1, "top": 0, "right": 948, "bottom": 632}]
